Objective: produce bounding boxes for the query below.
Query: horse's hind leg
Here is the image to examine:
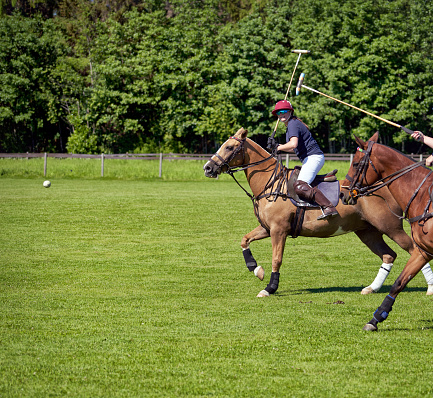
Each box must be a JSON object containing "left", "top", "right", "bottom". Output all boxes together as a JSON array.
[
  {"left": 241, "top": 225, "right": 270, "bottom": 281},
  {"left": 363, "top": 249, "right": 432, "bottom": 331},
  {"left": 354, "top": 229, "right": 397, "bottom": 294}
]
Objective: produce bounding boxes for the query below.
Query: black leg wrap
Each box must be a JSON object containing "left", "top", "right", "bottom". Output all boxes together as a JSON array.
[
  {"left": 264, "top": 272, "right": 280, "bottom": 294},
  {"left": 372, "top": 295, "right": 395, "bottom": 323},
  {"left": 243, "top": 248, "right": 257, "bottom": 272}
]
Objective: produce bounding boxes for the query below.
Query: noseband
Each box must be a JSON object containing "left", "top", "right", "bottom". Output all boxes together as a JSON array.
[
  {"left": 207, "top": 136, "right": 246, "bottom": 174},
  {"left": 346, "top": 140, "right": 378, "bottom": 199}
]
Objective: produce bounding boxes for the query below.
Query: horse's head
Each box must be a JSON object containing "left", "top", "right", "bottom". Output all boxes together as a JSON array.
[
  {"left": 340, "top": 132, "right": 380, "bottom": 205},
  {"left": 203, "top": 127, "right": 248, "bottom": 178}
]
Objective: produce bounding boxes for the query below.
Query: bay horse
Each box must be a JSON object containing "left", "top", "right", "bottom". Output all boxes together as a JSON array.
[
  {"left": 203, "top": 128, "right": 433, "bottom": 303},
  {"left": 341, "top": 131, "right": 433, "bottom": 331}
]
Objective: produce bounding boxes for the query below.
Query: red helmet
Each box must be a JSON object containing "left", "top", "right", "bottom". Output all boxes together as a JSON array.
[{"left": 272, "top": 100, "right": 293, "bottom": 116}]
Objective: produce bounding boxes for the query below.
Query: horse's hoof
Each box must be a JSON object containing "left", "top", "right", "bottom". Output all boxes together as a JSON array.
[
  {"left": 427, "top": 284, "right": 433, "bottom": 296},
  {"left": 362, "top": 323, "right": 378, "bottom": 332},
  {"left": 361, "top": 286, "right": 375, "bottom": 295},
  {"left": 254, "top": 266, "right": 265, "bottom": 281},
  {"left": 257, "top": 290, "right": 270, "bottom": 298}
]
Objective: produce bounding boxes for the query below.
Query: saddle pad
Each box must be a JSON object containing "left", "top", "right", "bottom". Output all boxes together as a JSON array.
[{"left": 289, "top": 179, "right": 340, "bottom": 208}]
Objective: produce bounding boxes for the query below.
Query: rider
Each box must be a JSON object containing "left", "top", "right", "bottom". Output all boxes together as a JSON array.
[
  {"left": 271, "top": 100, "right": 339, "bottom": 220},
  {"left": 411, "top": 131, "right": 433, "bottom": 166}
]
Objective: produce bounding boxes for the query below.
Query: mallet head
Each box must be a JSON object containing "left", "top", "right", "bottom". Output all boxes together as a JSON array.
[
  {"left": 291, "top": 50, "right": 311, "bottom": 54},
  {"left": 296, "top": 73, "right": 305, "bottom": 96}
]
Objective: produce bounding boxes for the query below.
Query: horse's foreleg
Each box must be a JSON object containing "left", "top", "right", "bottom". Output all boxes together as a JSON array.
[
  {"left": 257, "top": 229, "right": 287, "bottom": 297},
  {"left": 363, "top": 250, "right": 432, "bottom": 331},
  {"left": 241, "top": 225, "right": 270, "bottom": 281},
  {"left": 383, "top": 226, "right": 433, "bottom": 295},
  {"left": 354, "top": 229, "right": 397, "bottom": 294}
]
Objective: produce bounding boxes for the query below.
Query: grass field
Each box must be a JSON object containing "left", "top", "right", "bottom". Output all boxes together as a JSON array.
[
  {"left": 1, "top": 163, "right": 433, "bottom": 397},
  {"left": 0, "top": 157, "right": 350, "bottom": 181}
]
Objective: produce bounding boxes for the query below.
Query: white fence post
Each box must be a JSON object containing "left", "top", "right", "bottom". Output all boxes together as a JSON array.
[
  {"left": 350, "top": 153, "right": 353, "bottom": 165},
  {"left": 159, "top": 153, "right": 163, "bottom": 178},
  {"left": 44, "top": 153, "right": 47, "bottom": 176},
  {"left": 101, "top": 153, "right": 104, "bottom": 177}
]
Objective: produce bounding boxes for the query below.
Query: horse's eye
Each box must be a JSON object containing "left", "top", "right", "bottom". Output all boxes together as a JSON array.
[
  {"left": 226, "top": 146, "right": 234, "bottom": 152},
  {"left": 352, "top": 162, "right": 359, "bottom": 168}
]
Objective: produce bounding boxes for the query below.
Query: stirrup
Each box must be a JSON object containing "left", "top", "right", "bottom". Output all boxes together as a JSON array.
[{"left": 317, "top": 208, "right": 338, "bottom": 220}]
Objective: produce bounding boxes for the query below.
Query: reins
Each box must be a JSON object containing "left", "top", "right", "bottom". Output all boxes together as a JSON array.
[
  {"left": 351, "top": 161, "right": 425, "bottom": 199},
  {"left": 348, "top": 140, "right": 433, "bottom": 224},
  {"left": 210, "top": 137, "right": 287, "bottom": 202},
  {"left": 346, "top": 140, "right": 433, "bottom": 257}
]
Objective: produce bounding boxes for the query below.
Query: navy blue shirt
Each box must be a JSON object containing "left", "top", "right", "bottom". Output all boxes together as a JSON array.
[{"left": 286, "top": 117, "right": 323, "bottom": 161}]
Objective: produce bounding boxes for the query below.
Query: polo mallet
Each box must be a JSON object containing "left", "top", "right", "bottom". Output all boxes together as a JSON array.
[
  {"left": 295, "top": 73, "right": 414, "bottom": 135},
  {"left": 269, "top": 50, "right": 311, "bottom": 145}
]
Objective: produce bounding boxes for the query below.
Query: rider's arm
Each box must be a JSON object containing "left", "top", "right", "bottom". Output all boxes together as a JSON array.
[
  {"left": 411, "top": 131, "right": 433, "bottom": 166},
  {"left": 411, "top": 131, "right": 433, "bottom": 148},
  {"left": 277, "top": 136, "right": 298, "bottom": 152}
]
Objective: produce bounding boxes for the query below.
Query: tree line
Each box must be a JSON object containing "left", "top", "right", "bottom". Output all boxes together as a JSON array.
[{"left": 1, "top": 0, "right": 433, "bottom": 154}]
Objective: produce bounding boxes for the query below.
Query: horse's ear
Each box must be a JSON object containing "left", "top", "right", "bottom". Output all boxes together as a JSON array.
[
  {"left": 370, "top": 131, "right": 379, "bottom": 142},
  {"left": 354, "top": 135, "right": 368, "bottom": 150},
  {"left": 235, "top": 127, "right": 248, "bottom": 140}
]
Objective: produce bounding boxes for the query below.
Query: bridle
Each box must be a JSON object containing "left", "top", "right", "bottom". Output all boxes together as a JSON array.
[
  {"left": 346, "top": 140, "right": 431, "bottom": 224},
  {"left": 346, "top": 140, "right": 425, "bottom": 202},
  {"left": 207, "top": 136, "right": 247, "bottom": 175},
  {"left": 346, "top": 140, "right": 380, "bottom": 199},
  {"left": 208, "top": 136, "right": 277, "bottom": 200},
  {"left": 207, "top": 136, "right": 293, "bottom": 232}
]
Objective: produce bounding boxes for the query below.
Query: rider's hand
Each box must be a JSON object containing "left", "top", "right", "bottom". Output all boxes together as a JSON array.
[
  {"left": 411, "top": 131, "right": 424, "bottom": 142},
  {"left": 267, "top": 136, "right": 278, "bottom": 151},
  {"left": 426, "top": 154, "right": 433, "bottom": 167}
]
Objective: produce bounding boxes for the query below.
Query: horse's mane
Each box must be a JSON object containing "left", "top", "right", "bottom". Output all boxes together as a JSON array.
[
  {"left": 376, "top": 141, "right": 418, "bottom": 164},
  {"left": 245, "top": 137, "right": 294, "bottom": 172}
]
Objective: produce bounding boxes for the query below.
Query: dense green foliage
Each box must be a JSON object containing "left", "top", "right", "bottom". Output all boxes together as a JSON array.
[
  {"left": 1, "top": 178, "right": 433, "bottom": 397},
  {"left": 1, "top": 0, "right": 433, "bottom": 154}
]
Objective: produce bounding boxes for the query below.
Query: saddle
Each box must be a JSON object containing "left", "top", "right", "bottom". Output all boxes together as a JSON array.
[{"left": 288, "top": 167, "right": 340, "bottom": 208}]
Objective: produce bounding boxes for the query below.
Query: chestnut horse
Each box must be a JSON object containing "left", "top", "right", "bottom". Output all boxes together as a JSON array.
[
  {"left": 341, "top": 131, "right": 433, "bottom": 331},
  {"left": 203, "top": 128, "right": 433, "bottom": 302}
]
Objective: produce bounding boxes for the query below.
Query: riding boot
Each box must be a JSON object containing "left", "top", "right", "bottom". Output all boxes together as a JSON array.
[
  {"left": 294, "top": 180, "right": 339, "bottom": 220},
  {"left": 313, "top": 187, "right": 339, "bottom": 220}
]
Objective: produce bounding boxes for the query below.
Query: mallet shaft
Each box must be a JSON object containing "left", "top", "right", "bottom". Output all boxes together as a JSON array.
[
  {"left": 300, "top": 84, "right": 413, "bottom": 134},
  {"left": 272, "top": 50, "right": 310, "bottom": 136},
  {"left": 285, "top": 54, "right": 302, "bottom": 99}
]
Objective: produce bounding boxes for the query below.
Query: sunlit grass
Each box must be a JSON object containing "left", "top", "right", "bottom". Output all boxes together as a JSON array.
[
  {"left": 0, "top": 157, "right": 350, "bottom": 181},
  {"left": 1, "top": 178, "right": 432, "bottom": 397}
]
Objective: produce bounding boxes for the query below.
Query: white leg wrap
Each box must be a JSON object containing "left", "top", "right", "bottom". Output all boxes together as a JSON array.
[
  {"left": 369, "top": 263, "right": 393, "bottom": 292},
  {"left": 421, "top": 263, "right": 433, "bottom": 285}
]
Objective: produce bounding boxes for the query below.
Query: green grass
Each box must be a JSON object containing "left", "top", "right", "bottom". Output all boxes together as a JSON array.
[
  {"left": 0, "top": 157, "right": 351, "bottom": 181},
  {"left": 1, "top": 174, "right": 433, "bottom": 397}
]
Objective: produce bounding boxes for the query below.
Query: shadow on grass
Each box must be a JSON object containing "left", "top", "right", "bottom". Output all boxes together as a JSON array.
[{"left": 276, "top": 285, "right": 427, "bottom": 296}]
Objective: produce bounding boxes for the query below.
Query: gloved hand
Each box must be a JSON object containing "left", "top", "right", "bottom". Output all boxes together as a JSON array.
[{"left": 267, "top": 136, "right": 278, "bottom": 151}]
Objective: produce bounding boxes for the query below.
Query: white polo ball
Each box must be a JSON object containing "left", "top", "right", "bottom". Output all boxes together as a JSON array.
[{"left": 43, "top": 180, "right": 51, "bottom": 188}]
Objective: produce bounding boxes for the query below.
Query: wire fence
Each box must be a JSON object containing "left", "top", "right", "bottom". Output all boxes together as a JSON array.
[{"left": 0, "top": 152, "right": 427, "bottom": 177}]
